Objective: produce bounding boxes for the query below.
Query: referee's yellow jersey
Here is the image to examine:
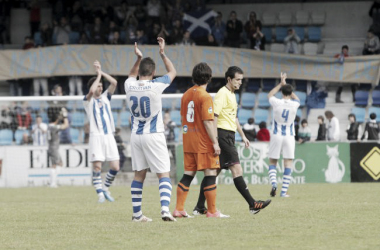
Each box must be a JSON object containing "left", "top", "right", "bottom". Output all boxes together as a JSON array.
[{"left": 213, "top": 86, "right": 237, "bottom": 132}]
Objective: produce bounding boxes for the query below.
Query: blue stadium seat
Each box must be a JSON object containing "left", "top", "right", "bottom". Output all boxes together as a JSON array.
[
  {"left": 275, "top": 27, "right": 288, "bottom": 42},
  {"left": 40, "top": 112, "right": 49, "bottom": 124},
  {"left": 69, "top": 31, "right": 80, "bottom": 44},
  {"left": 174, "top": 127, "right": 180, "bottom": 142},
  {"left": 258, "top": 92, "right": 270, "bottom": 109},
  {"left": 0, "top": 129, "right": 13, "bottom": 145},
  {"left": 368, "top": 107, "right": 380, "bottom": 122},
  {"left": 293, "top": 27, "right": 305, "bottom": 42},
  {"left": 241, "top": 93, "right": 256, "bottom": 109},
  {"left": 372, "top": 90, "right": 380, "bottom": 106},
  {"left": 28, "top": 101, "right": 42, "bottom": 112},
  {"left": 111, "top": 99, "right": 123, "bottom": 111},
  {"left": 71, "top": 112, "right": 86, "bottom": 127},
  {"left": 254, "top": 109, "right": 269, "bottom": 124},
  {"left": 34, "top": 32, "right": 43, "bottom": 46},
  {"left": 112, "top": 111, "right": 118, "bottom": 125},
  {"left": 238, "top": 108, "right": 253, "bottom": 125},
  {"left": 15, "top": 129, "right": 29, "bottom": 145},
  {"left": 295, "top": 79, "right": 308, "bottom": 92},
  {"left": 75, "top": 100, "right": 85, "bottom": 112},
  {"left": 308, "top": 26, "right": 321, "bottom": 42},
  {"left": 170, "top": 110, "right": 181, "bottom": 125},
  {"left": 235, "top": 93, "right": 240, "bottom": 105},
  {"left": 120, "top": 111, "right": 130, "bottom": 127},
  {"left": 66, "top": 100, "right": 76, "bottom": 112},
  {"left": 297, "top": 108, "right": 303, "bottom": 119},
  {"left": 351, "top": 107, "right": 366, "bottom": 123},
  {"left": 162, "top": 98, "right": 173, "bottom": 110},
  {"left": 262, "top": 27, "right": 272, "bottom": 42},
  {"left": 246, "top": 78, "right": 261, "bottom": 93},
  {"left": 174, "top": 98, "right": 181, "bottom": 110},
  {"left": 262, "top": 78, "right": 276, "bottom": 92},
  {"left": 235, "top": 132, "right": 242, "bottom": 142},
  {"left": 275, "top": 92, "right": 282, "bottom": 99},
  {"left": 295, "top": 91, "right": 307, "bottom": 108},
  {"left": 70, "top": 128, "right": 81, "bottom": 144},
  {"left": 354, "top": 90, "right": 369, "bottom": 107}
]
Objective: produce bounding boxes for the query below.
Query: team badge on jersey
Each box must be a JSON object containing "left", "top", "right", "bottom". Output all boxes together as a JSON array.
[
  {"left": 183, "top": 125, "right": 188, "bottom": 134},
  {"left": 97, "top": 100, "right": 103, "bottom": 108},
  {"left": 208, "top": 107, "right": 212, "bottom": 114}
]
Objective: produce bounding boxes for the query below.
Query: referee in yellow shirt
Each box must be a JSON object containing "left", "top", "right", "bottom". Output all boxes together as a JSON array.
[{"left": 193, "top": 66, "right": 271, "bottom": 215}]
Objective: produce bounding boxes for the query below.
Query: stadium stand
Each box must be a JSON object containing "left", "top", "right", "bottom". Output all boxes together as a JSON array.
[
  {"left": 14, "top": 129, "right": 28, "bottom": 145},
  {"left": 295, "top": 79, "right": 308, "bottom": 92},
  {"left": 351, "top": 107, "right": 366, "bottom": 123},
  {"left": 303, "top": 42, "right": 318, "bottom": 55},
  {"left": 354, "top": 90, "right": 369, "bottom": 107},
  {"left": 278, "top": 12, "right": 292, "bottom": 26},
  {"left": 372, "top": 90, "right": 380, "bottom": 106},
  {"left": 295, "top": 91, "right": 307, "bottom": 108},
  {"left": 71, "top": 112, "right": 86, "bottom": 127},
  {"left": 261, "top": 11, "right": 277, "bottom": 26},
  {"left": 246, "top": 79, "right": 261, "bottom": 93},
  {"left": 120, "top": 111, "right": 130, "bottom": 127},
  {"left": 70, "top": 128, "right": 81, "bottom": 144},
  {"left": 295, "top": 10, "right": 309, "bottom": 25},
  {"left": 261, "top": 27, "right": 273, "bottom": 43},
  {"left": 254, "top": 108, "right": 269, "bottom": 124},
  {"left": 368, "top": 107, "right": 380, "bottom": 122},
  {"left": 293, "top": 26, "right": 305, "bottom": 42},
  {"left": 170, "top": 110, "right": 181, "bottom": 125},
  {"left": 310, "top": 11, "right": 326, "bottom": 25},
  {"left": 0, "top": 129, "right": 13, "bottom": 145},
  {"left": 238, "top": 108, "right": 253, "bottom": 125},
  {"left": 241, "top": 93, "right": 256, "bottom": 109},
  {"left": 275, "top": 27, "right": 288, "bottom": 42},
  {"left": 258, "top": 92, "right": 270, "bottom": 109},
  {"left": 307, "top": 26, "right": 322, "bottom": 42},
  {"left": 262, "top": 78, "right": 277, "bottom": 92}
]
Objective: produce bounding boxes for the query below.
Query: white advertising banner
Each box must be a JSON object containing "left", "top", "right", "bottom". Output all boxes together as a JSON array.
[{"left": 0, "top": 145, "right": 92, "bottom": 188}]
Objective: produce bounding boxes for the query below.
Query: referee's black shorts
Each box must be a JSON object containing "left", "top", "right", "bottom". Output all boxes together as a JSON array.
[{"left": 218, "top": 128, "right": 240, "bottom": 169}]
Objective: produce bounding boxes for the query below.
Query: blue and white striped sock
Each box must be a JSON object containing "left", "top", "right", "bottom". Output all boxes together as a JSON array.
[
  {"left": 104, "top": 169, "right": 119, "bottom": 190},
  {"left": 281, "top": 168, "right": 292, "bottom": 196},
  {"left": 131, "top": 180, "right": 143, "bottom": 218},
  {"left": 92, "top": 171, "right": 103, "bottom": 194},
  {"left": 159, "top": 177, "right": 172, "bottom": 213},
  {"left": 268, "top": 165, "right": 277, "bottom": 188}
]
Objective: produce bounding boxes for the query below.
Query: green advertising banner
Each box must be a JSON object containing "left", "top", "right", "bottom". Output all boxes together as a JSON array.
[{"left": 175, "top": 142, "right": 351, "bottom": 184}]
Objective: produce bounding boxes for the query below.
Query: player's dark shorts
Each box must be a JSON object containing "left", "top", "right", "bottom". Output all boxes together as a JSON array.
[{"left": 218, "top": 128, "right": 240, "bottom": 169}]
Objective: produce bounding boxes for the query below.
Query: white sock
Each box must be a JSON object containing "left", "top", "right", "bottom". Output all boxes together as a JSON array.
[{"left": 50, "top": 169, "right": 57, "bottom": 186}]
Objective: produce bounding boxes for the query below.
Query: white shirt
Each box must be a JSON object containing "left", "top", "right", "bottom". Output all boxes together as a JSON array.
[
  {"left": 83, "top": 90, "right": 115, "bottom": 135},
  {"left": 269, "top": 96, "right": 300, "bottom": 136},
  {"left": 327, "top": 116, "right": 340, "bottom": 141},
  {"left": 32, "top": 122, "right": 48, "bottom": 146},
  {"left": 124, "top": 75, "right": 171, "bottom": 134}
]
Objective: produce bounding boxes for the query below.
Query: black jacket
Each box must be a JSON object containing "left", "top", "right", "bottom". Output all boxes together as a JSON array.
[
  {"left": 346, "top": 122, "right": 359, "bottom": 140},
  {"left": 361, "top": 120, "right": 380, "bottom": 140},
  {"left": 316, "top": 123, "right": 326, "bottom": 141}
]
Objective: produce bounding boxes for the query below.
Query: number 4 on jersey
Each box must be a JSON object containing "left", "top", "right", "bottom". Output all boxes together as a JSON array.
[{"left": 282, "top": 109, "right": 289, "bottom": 122}]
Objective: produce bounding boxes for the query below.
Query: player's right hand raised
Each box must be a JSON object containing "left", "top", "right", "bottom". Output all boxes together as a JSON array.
[
  {"left": 280, "top": 72, "right": 287, "bottom": 85},
  {"left": 213, "top": 143, "right": 221, "bottom": 156},
  {"left": 134, "top": 42, "right": 143, "bottom": 58},
  {"left": 157, "top": 37, "right": 165, "bottom": 54}
]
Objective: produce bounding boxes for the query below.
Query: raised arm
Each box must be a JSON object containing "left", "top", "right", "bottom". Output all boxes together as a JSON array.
[
  {"left": 268, "top": 72, "right": 286, "bottom": 99},
  {"left": 158, "top": 37, "right": 176, "bottom": 83},
  {"left": 85, "top": 61, "right": 102, "bottom": 101},
  {"left": 129, "top": 42, "right": 143, "bottom": 78},
  {"left": 93, "top": 60, "right": 118, "bottom": 95},
  {"left": 59, "top": 108, "right": 69, "bottom": 130}
]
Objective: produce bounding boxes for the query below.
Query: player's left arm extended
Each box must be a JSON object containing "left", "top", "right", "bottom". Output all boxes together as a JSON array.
[
  {"left": 268, "top": 72, "right": 287, "bottom": 99},
  {"left": 236, "top": 118, "right": 250, "bottom": 147},
  {"left": 129, "top": 42, "right": 143, "bottom": 78},
  {"left": 158, "top": 37, "right": 176, "bottom": 83}
]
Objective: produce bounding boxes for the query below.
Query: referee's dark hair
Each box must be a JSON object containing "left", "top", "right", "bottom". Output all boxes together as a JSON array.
[
  {"left": 139, "top": 57, "right": 156, "bottom": 77},
  {"left": 225, "top": 66, "right": 244, "bottom": 83},
  {"left": 281, "top": 84, "right": 293, "bottom": 96},
  {"left": 192, "top": 62, "right": 212, "bottom": 85}
]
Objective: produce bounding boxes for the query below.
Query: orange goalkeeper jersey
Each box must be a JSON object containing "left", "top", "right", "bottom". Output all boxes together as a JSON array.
[{"left": 181, "top": 85, "right": 215, "bottom": 153}]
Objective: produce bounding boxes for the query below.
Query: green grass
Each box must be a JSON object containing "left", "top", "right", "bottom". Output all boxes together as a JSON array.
[{"left": 0, "top": 183, "right": 379, "bottom": 250}]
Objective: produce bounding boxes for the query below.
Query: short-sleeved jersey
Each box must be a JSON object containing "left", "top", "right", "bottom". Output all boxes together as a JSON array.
[
  {"left": 124, "top": 75, "right": 171, "bottom": 134},
  {"left": 213, "top": 86, "right": 238, "bottom": 132},
  {"left": 269, "top": 96, "right": 300, "bottom": 136},
  {"left": 181, "top": 85, "right": 214, "bottom": 153},
  {"left": 83, "top": 90, "right": 115, "bottom": 136},
  {"left": 48, "top": 123, "right": 62, "bottom": 149}
]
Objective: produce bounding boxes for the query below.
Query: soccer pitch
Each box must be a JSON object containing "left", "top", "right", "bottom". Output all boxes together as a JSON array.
[{"left": 0, "top": 183, "right": 379, "bottom": 250}]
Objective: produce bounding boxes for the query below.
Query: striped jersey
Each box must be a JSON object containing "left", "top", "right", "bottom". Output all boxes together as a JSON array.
[
  {"left": 32, "top": 122, "right": 48, "bottom": 146},
  {"left": 269, "top": 96, "right": 300, "bottom": 136},
  {"left": 83, "top": 90, "right": 116, "bottom": 135},
  {"left": 124, "top": 75, "right": 171, "bottom": 134}
]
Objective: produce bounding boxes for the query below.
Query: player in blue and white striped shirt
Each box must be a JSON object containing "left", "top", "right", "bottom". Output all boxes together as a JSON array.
[
  {"left": 83, "top": 60, "right": 120, "bottom": 203},
  {"left": 267, "top": 72, "right": 300, "bottom": 198},
  {"left": 125, "top": 38, "right": 177, "bottom": 222}
]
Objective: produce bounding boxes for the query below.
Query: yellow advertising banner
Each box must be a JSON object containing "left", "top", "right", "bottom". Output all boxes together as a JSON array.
[{"left": 0, "top": 45, "right": 379, "bottom": 84}]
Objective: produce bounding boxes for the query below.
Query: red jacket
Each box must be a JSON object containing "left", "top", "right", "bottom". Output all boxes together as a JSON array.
[{"left": 257, "top": 128, "right": 270, "bottom": 141}]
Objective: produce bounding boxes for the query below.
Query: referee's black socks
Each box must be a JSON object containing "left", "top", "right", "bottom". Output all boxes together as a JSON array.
[{"left": 233, "top": 176, "right": 255, "bottom": 207}]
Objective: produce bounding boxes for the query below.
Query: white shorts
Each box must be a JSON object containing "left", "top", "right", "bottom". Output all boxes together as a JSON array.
[
  {"left": 89, "top": 134, "right": 120, "bottom": 162},
  {"left": 130, "top": 132, "right": 170, "bottom": 173},
  {"left": 268, "top": 134, "right": 295, "bottom": 160}
]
